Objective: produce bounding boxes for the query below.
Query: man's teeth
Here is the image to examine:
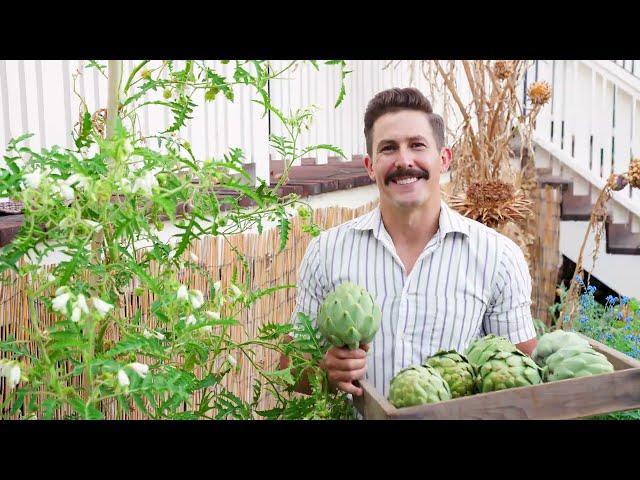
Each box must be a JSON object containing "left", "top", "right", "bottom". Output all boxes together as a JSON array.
[{"left": 396, "top": 177, "right": 418, "bottom": 185}]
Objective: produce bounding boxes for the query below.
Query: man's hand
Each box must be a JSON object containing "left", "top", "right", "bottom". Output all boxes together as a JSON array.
[{"left": 320, "top": 343, "right": 370, "bottom": 396}]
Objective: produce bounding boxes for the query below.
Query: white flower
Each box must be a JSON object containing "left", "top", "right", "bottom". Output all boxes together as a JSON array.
[
  {"left": 55, "top": 286, "right": 69, "bottom": 296},
  {"left": 51, "top": 180, "right": 75, "bottom": 202},
  {"left": 47, "top": 274, "right": 56, "bottom": 282},
  {"left": 117, "top": 369, "right": 130, "bottom": 388},
  {"left": 52, "top": 292, "right": 71, "bottom": 313},
  {"left": 92, "top": 297, "right": 114, "bottom": 317},
  {"left": 176, "top": 285, "right": 189, "bottom": 301},
  {"left": 200, "top": 325, "right": 213, "bottom": 334},
  {"left": 189, "top": 252, "right": 198, "bottom": 262},
  {"left": 129, "top": 154, "right": 145, "bottom": 171},
  {"left": 13, "top": 155, "right": 26, "bottom": 169},
  {"left": 84, "top": 220, "right": 103, "bottom": 232},
  {"left": 118, "top": 177, "right": 132, "bottom": 193},
  {"left": 168, "top": 249, "right": 177, "bottom": 260},
  {"left": 132, "top": 171, "right": 158, "bottom": 197},
  {"left": 128, "top": 362, "right": 149, "bottom": 378},
  {"left": 71, "top": 306, "right": 82, "bottom": 322},
  {"left": 185, "top": 314, "right": 197, "bottom": 326},
  {"left": 59, "top": 183, "right": 75, "bottom": 202},
  {"left": 64, "top": 173, "right": 90, "bottom": 191},
  {"left": 213, "top": 281, "right": 221, "bottom": 292},
  {"left": 143, "top": 329, "right": 165, "bottom": 340},
  {"left": 23, "top": 169, "right": 43, "bottom": 189},
  {"left": 75, "top": 294, "right": 89, "bottom": 314},
  {"left": 227, "top": 355, "right": 237, "bottom": 367},
  {"left": 205, "top": 311, "right": 220, "bottom": 320},
  {"left": 189, "top": 289, "right": 204, "bottom": 310},
  {"left": 5, "top": 363, "right": 21, "bottom": 389},
  {"left": 229, "top": 284, "right": 242, "bottom": 298},
  {"left": 122, "top": 139, "right": 134, "bottom": 157}
]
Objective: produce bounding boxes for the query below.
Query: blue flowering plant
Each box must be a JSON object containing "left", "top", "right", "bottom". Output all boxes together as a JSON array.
[
  {"left": 559, "top": 276, "right": 640, "bottom": 360},
  {"left": 549, "top": 277, "right": 640, "bottom": 420}
]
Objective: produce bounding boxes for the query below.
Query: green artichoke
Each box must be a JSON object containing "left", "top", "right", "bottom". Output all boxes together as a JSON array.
[
  {"left": 544, "top": 345, "right": 614, "bottom": 381},
  {"left": 465, "top": 334, "right": 517, "bottom": 368},
  {"left": 531, "top": 330, "right": 591, "bottom": 367},
  {"left": 424, "top": 350, "right": 476, "bottom": 398},
  {"left": 388, "top": 364, "right": 451, "bottom": 408},
  {"left": 476, "top": 350, "right": 544, "bottom": 393},
  {"left": 317, "top": 282, "right": 382, "bottom": 349}
]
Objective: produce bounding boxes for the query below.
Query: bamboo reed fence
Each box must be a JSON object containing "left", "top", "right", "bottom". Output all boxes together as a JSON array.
[
  {"left": 0, "top": 188, "right": 562, "bottom": 418},
  {"left": 0, "top": 200, "right": 380, "bottom": 419}
]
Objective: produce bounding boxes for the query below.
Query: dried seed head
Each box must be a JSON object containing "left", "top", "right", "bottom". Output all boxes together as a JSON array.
[
  {"left": 607, "top": 173, "right": 629, "bottom": 192},
  {"left": 628, "top": 159, "right": 640, "bottom": 189},
  {"left": 494, "top": 60, "right": 515, "bottom": 80},
  {"left": 527, "top": 81, "right": 552, "bottom": 106}
]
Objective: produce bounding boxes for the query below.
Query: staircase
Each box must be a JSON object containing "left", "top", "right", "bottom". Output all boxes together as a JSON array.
[
  {"left": 526, "top": 60, "right": 640, "bottom": 299},
  {"left": 535, "top": 162, "right": 640, "bottom": 299}
]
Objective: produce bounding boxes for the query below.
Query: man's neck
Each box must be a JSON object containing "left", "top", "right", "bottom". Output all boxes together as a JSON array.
[{"left": 379, "top": 199, "right": 442, "bottom": 250}]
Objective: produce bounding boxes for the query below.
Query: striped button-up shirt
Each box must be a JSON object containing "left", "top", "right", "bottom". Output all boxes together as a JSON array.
[{"left": 291, "top": 201, "right": 536, "bottom": 398}]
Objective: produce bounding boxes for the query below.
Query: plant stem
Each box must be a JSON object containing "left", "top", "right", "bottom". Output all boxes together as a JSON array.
[{"left": 106, "top": 60, "right": 123, "bottom": 140}]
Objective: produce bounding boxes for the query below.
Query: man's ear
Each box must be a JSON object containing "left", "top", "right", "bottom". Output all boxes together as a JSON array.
[
  {"left": 440, "top": 147, "right": 453, "bottom": 173},
  {"left": 363, "top": 154, "right": 376, "bottom": 181}
]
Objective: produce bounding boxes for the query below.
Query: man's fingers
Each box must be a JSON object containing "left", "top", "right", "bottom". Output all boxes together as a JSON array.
[
  {"left": 328, "top": 366, "right": 367, "bottom": 384},
  {"left": 336, "top": 381, "right": 363, "bottom": 397},
  {"left": 330, "top": 346, "right": 367, "bottom": 360},
  {"left": 325, "top": 357, "right": 366, "bottom": 372}
]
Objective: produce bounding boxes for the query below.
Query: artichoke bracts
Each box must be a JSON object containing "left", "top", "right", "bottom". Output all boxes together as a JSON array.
[
  {"left": 544, "top": 345, "right": 614, "bottom": 381},
  {"left": 424, "top": 350, "right": 476, "bottom": 398},
  {"left": 475, "top": 350, "right": 544, "bottom": 393},
  {"left": 465, "top": 334, "right": 517, "bottom": 368},
  {"left": 388, "top": 364, "right": 451, "bottom": 408},
  {"left": 317, "top": 282, "right": 382, "bottom": 349},
  {"left": 531, "top": 330, "right": 591, "bottom": 367}
]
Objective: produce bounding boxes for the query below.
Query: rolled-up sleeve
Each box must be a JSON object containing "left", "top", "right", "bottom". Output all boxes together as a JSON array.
[
  {"left": 483, "top": 237, "right": 537, "bottom": 344},
  {"left": 290, "top": 236, "right": 329, "bottom": 330}
]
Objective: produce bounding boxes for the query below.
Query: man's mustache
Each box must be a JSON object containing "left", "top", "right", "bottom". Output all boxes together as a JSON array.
[{"left": 384, "top": 168, "right": 430, "bottom": 186}]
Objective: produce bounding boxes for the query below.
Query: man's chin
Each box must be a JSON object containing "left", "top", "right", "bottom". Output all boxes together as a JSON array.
[{"left": 388, "top": 195, "right": 427, "bottom": 210}]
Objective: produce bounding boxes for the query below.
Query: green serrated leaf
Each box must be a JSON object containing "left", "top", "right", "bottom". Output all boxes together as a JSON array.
[
  {"left": 258, "top": 321, "right": 294, "bottom": 340},
  {"left": 263, "top": 366, "right": 295, "bottom": 386},
  {"left": 256, "top": 407, "right": 284, "bottom": 419},
  {"left": 277, "top": 215, "right": 290, "bottom": 252}
]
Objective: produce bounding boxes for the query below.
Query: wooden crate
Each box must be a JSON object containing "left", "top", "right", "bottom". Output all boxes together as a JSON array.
[{"left": 352, "top": 335, "right": 640, "bottom": 420}]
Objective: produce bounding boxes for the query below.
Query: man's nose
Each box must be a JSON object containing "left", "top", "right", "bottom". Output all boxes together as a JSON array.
[{"left": 394, "top": 146, "right": 414, "bottom": 169}]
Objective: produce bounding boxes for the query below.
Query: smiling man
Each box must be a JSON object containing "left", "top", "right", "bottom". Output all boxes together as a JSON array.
[{"left": 282, "top": 87, "right": 538, "bottom": 398}]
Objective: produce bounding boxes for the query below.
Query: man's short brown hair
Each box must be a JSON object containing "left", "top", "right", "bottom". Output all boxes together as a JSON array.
[{"left": 364, "top": 87, "right": 445, "bottom": 156}]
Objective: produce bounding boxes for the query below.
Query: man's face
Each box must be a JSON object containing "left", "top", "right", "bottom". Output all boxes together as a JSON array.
[{"left": 364, "top": 110, "right": 452, "bottom": 211}]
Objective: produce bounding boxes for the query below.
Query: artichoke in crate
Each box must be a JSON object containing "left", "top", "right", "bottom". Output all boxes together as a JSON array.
[
  {"left": 476, "top": 350, "right": 544, "bottom": 393},
  {"left": 531, "top": 330, "right": 591, "bottom": 367},
  {"left": 465, "top": 334, "right": 517, "bottom": 368},
  {"left": 317, "top": 282, "right": 382, "bottom": 350},
  {"left": 424, "top": 350, "right": 476, "bottom": 398},
  {"left": 388, "top": 364, "right": 451, "bottom": 408},
  {"left": 544, "top": 344, "right": 614, "bottom": 382}
]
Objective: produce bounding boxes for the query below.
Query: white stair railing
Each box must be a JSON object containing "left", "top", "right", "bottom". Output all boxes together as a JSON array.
[{"left": 528, "top": 60, "right": 640, "bottom": 231}]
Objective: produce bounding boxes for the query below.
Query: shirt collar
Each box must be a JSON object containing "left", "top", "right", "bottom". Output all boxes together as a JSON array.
[{"left": 350, "top": 201, "right": 470, "bottom": 238}]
